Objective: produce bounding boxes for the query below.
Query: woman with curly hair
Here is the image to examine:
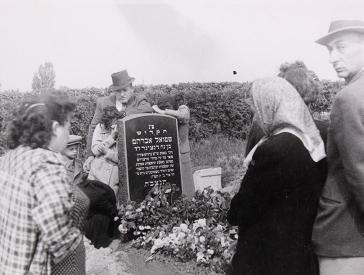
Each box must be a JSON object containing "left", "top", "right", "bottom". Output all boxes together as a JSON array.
[{"left": 0, "top": 93, "right": 85, "bottom": 275}]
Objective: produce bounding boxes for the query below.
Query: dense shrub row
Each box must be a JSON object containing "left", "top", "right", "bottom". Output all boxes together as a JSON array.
[{"left": 0, "top": 80, "right": 342, "bottom": 155}]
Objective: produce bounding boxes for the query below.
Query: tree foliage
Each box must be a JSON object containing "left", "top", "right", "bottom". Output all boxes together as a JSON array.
[{"left": 31, "top": 62, "right": 56, "bottom": 92}]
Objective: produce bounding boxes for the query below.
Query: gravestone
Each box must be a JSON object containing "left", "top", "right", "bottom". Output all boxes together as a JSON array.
[
  {"left": 117, "top": 113, "right": 182, "bottom": 203},
  {"left": 193, "top": 167, "right": 222, "bottom": 191}
]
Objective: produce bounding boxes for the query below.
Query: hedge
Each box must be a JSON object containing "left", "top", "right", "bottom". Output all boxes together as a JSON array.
[{"left": 0, "top": 80, "right": 342, "bottom": 156}]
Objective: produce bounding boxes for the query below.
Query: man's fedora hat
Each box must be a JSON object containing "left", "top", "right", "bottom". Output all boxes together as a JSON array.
[
  {"left": 109, "top": 70, "right": 135, "bottom": 91},
  {"left": 316, "top": 20, "right": 364, "bottom": 45}
]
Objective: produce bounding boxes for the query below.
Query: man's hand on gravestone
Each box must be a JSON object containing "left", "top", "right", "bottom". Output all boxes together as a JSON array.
[
  {"left": 152, "top": 105, "right": 165, "bottom": 114},
  {"left": 83, "top": 156, "right": 94, "bottom": 173}
]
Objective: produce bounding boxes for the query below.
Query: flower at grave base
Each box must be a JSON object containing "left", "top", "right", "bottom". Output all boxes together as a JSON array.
[
  {"left": 207, "top": 249, "right": 214, "bottom": 255},
  {"left": 220, "top": 236, "right": 228, "bottom": 247},
  {"left": 151, "top": 238, "right": 165, "bottom": 254},
  {"left": 165, "top": 188, "right": 172, "bottom": 194},
  {"left": 118, "top": 224, "right": 128, "bottom": 234},
  {"left": 193, "top": 218, "right": 207, "bottom": 231},
  {"left": 213, "top": 224, "right": 223, "bottom": 232},
  {"left": 196, "top": 251, "right": 206, "bottom": 263},
  {"left": 177, "top": 232, "right": 186, "bottom": 240},
  {"left": 179, "top": 223, "right": 188, "bottom": 232}
]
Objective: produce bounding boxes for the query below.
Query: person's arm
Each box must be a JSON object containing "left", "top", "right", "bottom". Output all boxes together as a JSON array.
[
  {"left": 91, "top": 124, "right": 114, "bottom": 157},
  {"left": 30, "top": 158, "right": 82, "bottom": 264},
  {"left": 164, "top": 105, "right": 190, "bottom": 123},
  {"left": 332, "top": 93, "right": 364, "bottom": 212},
  {"left": 86, "top": 98, "right": 103, "bottom": 157}
]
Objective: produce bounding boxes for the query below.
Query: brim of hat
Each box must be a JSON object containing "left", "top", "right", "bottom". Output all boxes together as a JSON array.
[
  {"left": 109, "top": 77, "right": 135, "bottom": 91},
  {"left": 316, "top": 27, "right": 364, "bottom": 45},
  {"left": 67, "top": 141, "right": 81, "bottom": 146}
]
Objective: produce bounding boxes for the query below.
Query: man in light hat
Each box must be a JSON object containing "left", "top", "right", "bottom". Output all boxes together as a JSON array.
[
  {"left": 84, "top": 70, "right": 153, "bottom": 172},
  {"left": 312, "top": 20, "right": 364, "bottom": 274},
  {"left": 62, "top": 134, "right": 84, "bottom": 185}
]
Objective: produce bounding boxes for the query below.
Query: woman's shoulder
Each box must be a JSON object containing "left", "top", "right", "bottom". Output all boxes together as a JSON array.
[
  {"left": 254, "top": 132, "right": 307, "bottom": 161},
  {"left": 31, "top": 148, "right": 67, "bottom": 166}
]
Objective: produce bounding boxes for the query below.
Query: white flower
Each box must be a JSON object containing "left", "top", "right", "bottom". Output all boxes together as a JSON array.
[
  {"left": 177, "top": 232, "right": 186, "bottom": 240},
  {"left": 197, "top": 218, "right": 207, "bottom": 227},
  {"left": 199, "top": 236, "right": 206, "bottom": 243},
  {"left": 196, "top": 251, "right": 205, "bottom": 263},
  {"left": 193, "top": 218, "right": 207, "bottom": 231},
  {"left": 207, "top": 249, "right": 214, "bottom": 255},
  {"left": 179, "top": 223, "right": 189, "bottom": 232}
]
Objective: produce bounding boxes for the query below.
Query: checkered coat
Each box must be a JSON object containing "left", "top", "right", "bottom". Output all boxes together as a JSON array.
[{"left": 0, "top": 146, "right": 82, "bottom": 275}]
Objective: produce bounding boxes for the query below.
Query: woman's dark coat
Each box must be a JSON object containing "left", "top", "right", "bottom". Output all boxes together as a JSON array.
[{"left": 227, "top": 133, "right": 326, "bottom": 275}]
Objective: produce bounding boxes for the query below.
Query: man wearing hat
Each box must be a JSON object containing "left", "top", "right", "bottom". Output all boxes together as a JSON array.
[
  {"left": 62, "top": 134, "right": 84, "bottom": 185},
  {"left": 84, "top": 70, "right": 153, "bottom": 172},
  {"left": 312, "top": 20, "right": 364, "bottom": 274}
]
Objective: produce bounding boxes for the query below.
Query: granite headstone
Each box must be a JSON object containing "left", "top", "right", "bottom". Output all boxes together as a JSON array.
[{"left": 117, "top": 113, "right": 182, "bottom": 203}]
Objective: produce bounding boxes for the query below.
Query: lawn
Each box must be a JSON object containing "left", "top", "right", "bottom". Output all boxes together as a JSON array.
[{"left": 190, "top": 135, "right": 246, "bottom": 188}]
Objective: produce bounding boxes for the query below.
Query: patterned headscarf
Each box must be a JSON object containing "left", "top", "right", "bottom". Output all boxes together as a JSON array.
[{"left": 250, "top": 77, "right": 326, "bottom": 162}]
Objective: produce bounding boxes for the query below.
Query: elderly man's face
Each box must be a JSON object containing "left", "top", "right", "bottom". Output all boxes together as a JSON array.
[
  {"left": 115, "top": 85, "right": 134, "bottom": 104},
  {"left": 326, "top": 32, "right": 364, "bottom": 80}
]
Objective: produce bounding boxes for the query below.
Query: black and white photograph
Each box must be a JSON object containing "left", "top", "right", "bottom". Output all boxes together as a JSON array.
[{"left": 0, "top": 0, "right": 364, "bottom": 274}]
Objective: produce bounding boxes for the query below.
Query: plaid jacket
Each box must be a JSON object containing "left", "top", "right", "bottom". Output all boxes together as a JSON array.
[{"left": 0, "top": 146, "right": 82, "bottom": 275}]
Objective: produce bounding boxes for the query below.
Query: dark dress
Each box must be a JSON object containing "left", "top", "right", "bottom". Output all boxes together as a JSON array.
[
  {"left": 228, "top": 133, "right": 327, "bottom": 275},
  {"left": 79, "top": 180, "right": 120, "bottom": 248}
]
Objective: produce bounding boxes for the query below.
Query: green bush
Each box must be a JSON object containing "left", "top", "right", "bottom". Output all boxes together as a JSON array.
[{"left": 0, "top": 80, "right": 341, "bottom": 156}]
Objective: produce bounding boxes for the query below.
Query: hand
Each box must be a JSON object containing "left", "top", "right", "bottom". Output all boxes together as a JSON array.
[
  {"left": 152, "top": 105, "right": 165, "bottom": 114},
  {"left": 111, "top": 124, "right": 118, "bottom": 140},
  {"left": 97, "top": 143, "right": 108, "bottom": 155},
  {"left": 83, "top": 156, "right": 94, "bottom": 173}
]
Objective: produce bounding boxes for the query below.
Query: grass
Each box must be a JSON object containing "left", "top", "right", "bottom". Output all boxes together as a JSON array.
[{"left": 190, "top": 135, "right": 246, "bottom": 188}]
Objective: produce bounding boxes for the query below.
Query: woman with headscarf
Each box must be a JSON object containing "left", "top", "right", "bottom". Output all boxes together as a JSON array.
[{"left": 227, "top": 77, "right": 327, "bottom": 275}]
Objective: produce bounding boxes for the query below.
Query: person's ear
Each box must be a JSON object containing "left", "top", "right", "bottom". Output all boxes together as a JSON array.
[{"left": 51, "top": 120, "right": 60, "bottom": 136}]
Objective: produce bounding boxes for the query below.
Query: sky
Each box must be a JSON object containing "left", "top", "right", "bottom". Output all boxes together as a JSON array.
[{"left": 0, "top": 0, "right": 363, "bottom": 91}]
